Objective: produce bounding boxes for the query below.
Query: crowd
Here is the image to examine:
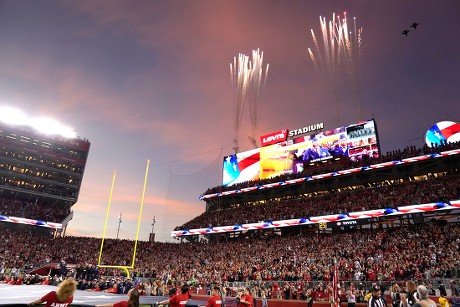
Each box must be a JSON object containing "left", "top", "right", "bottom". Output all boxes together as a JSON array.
[
  {"left": 1, "top": 141, "right": 460, "bottom": 305},
  {"left": 177, "top": 171, "right": 460, "bottom": 230},
  {"left": 0, "top": 195, "right": 71, "bottom": 222},
  {"left": 1, "top": 222, "right": 460, "bottom": 293}
]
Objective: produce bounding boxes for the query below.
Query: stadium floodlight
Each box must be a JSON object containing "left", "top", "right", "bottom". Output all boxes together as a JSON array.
[
  {"left": 31, "top": 117, "right": 62, "bottom": 135},
  {"left": 0, "top": 106, "right": 28, "bottom": 125},
  {"left": 31, "top": 117, "right": 77, "bottom": 138},
  {"left": 60, "top": 126, "right": 78, "bottom": 138},
  {"left": 30, "top": 117, "right": 77, "bottom": 138},
  {"left": 0, "top": 106, "right": 77, "bottom": 138}
]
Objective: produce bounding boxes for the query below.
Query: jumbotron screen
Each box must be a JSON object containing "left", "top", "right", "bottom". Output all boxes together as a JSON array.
[{"left": 223, "top": 119, "right": 380, "bottom": 186}]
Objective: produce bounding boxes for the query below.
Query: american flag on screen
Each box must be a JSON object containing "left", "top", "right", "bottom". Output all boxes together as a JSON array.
[
  {"left": 222, "top": 148, "right": 260, "bottom": 186},
  {"left": 426, "top": 121, "right": 460, "bottom": 147}
]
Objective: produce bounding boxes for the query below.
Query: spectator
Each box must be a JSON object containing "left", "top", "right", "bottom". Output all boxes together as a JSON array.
[
  {"left": 438, "top": 295, "right": 450, "bottom": 307},
  {"left": 413, "top": 285, "right": 436, "bottom": 307}
]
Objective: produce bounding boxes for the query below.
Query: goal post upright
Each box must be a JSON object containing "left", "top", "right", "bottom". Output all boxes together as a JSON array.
[
  {"left": 97, "top": 160, "right": 151, "bottom": 279},
  {"left": 131, "top": 159, "right": 150, "bottom": 268},
  {"left": 98, "top": 169, "right": 117, "bottom": 267}
]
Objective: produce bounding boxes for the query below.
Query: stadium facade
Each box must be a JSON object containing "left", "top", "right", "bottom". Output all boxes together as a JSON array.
[
  {"left": 173, "top": 119, "right": 460, "bottom": 240},
  {"left": 0, "top": 120, "right": 90, "bottom": 234}
]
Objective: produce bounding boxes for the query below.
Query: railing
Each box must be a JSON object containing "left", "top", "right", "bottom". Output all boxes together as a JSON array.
[
  {"left": 200, "top": 278, "right": 456, "bottom": 298},
  {"left": 109, "top": 276, "right": 456, "bottom": 298}
]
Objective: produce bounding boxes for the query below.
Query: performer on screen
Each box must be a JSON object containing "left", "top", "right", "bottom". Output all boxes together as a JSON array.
[
  {"left": 302, "top": 137, "right": 330, "bottom": 161},
  {"left": 330, "top": 134, "right": 349, "bottom": 157}
]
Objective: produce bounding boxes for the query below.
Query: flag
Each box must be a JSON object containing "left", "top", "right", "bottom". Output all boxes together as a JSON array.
[
  {"left": 425, "top": 121, "right": 460, "bottom": 147},
  {"left": 222, "top": 148, "right": 260, "bottom": 186},
  {"left": 333, "top": 260, "right": 340, "bottom": 307}
]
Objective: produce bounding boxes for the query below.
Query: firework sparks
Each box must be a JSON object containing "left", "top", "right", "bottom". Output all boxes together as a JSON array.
[
  {"left": 308, "top": 12, "right": 363, "bottom": 123},
  {"left": 247, "top": 49, "right": 269, "bottom": 148},
  {"left": 230, "top": 53, "right": 251, "bottom": 154},
  {"left": 230, "top": 50, "right": 269, "bottom": 153}
]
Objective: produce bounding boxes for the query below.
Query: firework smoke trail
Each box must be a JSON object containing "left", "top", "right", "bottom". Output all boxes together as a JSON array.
[
  {"left": 338, "top": 13, "right": 363, "bottom": 120},
  {"left": 308, "top": 48, "right": 318, "bottom": 71},
  {"left": 353, "top": 18, "right": 364, "bottom": 120},
  {"left": 247, "top": 49, "right": 269, "bottom": 148},
  {"left": 312, "top": 14, "right": 341, "bottom": 124},
  {"left": 310, "top": 29, "right": 323, "bottom": 69},
  {"left": 308, "top": 12, "right": 363, "bottom": 124},
  {"left": 230, "top": 54, "right": 251, "bottom": 154}
]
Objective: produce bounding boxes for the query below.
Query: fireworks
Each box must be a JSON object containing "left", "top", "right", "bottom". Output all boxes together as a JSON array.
[
  {"left": 230, "top": 49, "right": 269, "bottom": 153},
  {"left": 308, "top": 12, "right": 363, "bottom": 122},
  {"left": 247, "top": 49, "right": 270, "bottom": 148},
  {"left": 230, "top": 54, "right": 251, "bottom": 154}
]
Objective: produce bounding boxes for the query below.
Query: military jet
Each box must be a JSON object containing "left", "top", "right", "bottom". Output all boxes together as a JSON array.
[
  {"left": 410, "top": 22, "right": 419, "bottom": 30},
  {"left": 402, "top": 29, "right": 410, "bottom": 36}
]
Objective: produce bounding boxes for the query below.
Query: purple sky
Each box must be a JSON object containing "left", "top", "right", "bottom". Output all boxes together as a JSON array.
[{"left": 0, "top": 1, "right": 459, "bottom": 242}]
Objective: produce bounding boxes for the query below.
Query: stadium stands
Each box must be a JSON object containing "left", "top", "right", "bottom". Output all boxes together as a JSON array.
[
  {"left": 178, "top": 171, "right": 460, "bottom": 230},
  {"left": 1, "top": 222, "right": 459, "bottom": 297},
  {"left": 1, "top": 136, "right": 459, "bottom": 304},
  {"left": 0, "top": 195, "right": 71, "bottom": 223}
]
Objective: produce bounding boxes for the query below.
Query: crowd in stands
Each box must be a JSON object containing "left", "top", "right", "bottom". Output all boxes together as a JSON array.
[
  {"left": 178, "top": 171, "right": 460, "bottom": 230},
  {"left": 1, "top": 222, "right": 460, "bottom": 297},
  {"left": 0, "top": 196, "right": 71, "bottom": 222},
  {"left": 181, "top": 140, "right": 460, "bottom": 232},
  {"left": 1, "top": 141, "right": 460, "bottom": 303}
]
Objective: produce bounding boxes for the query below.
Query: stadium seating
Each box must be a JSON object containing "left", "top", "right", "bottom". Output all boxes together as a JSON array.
[{"left": 1, "top": 141, "right": 460, "bottom": 302}]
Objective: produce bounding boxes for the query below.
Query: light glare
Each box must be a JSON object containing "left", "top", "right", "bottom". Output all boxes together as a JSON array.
[
  {"left": 0, "top": 107, "right": 28, "bottom": 125},
  {"left": 0, "top": 106, "right": 77, "bottom": 139},
  {"left": 31, "top": 117, "right": 62, "bottom": 135}
]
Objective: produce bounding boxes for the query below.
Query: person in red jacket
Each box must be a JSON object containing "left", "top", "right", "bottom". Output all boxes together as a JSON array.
[
  {"left": 28, "top": 277, "right": 77, "bottom": 307},
  {"left": 158, "top": 284, "right": 191, "bottom": 307},
  {"left": 96, "top": 288, "right": 140, "bottom": 307},
  {"left": 237, "top": 288, "right": 253, "bottom": 307},
  {"left": 200, "top": 286, "right": 222, "bottom": 307}
]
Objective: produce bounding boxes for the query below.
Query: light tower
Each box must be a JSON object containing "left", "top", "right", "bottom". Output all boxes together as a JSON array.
[
  {"left": 116, "top": 212, "right": 122, "bottom": 239},
  {"left": 149, "top": 216, "right": 156, "bottom": 242}
]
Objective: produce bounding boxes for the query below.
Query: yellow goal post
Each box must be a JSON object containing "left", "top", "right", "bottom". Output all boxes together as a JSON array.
[{"left": 97, "top": 160, "right": 151, "bottom": 279}]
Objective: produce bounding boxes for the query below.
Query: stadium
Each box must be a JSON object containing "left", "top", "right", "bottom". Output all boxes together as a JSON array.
[{"left": 1, "top": 110, "right": 460, "bottom": 307}]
